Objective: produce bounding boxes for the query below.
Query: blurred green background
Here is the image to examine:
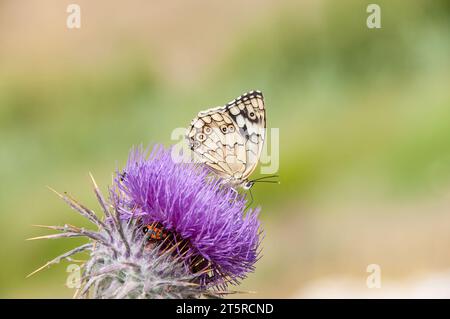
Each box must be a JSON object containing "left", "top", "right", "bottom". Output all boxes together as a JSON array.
[{"left": 1, "top": 0, "right": 450, "bottom": 298}]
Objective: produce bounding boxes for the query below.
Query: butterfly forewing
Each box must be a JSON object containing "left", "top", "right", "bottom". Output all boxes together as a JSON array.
[{"left": 187, "top": 90, "right": 265, "bottom": 187}]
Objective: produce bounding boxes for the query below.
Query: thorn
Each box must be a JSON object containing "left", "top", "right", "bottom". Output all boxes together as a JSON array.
[
  {"left": 196, "top": 267, "right": 213, "bottom": 276},
  {"left": 46, "top": 186, "right": 64, "bottom": 198},
  {"left": 88, "top": 172, "right": 99, "bottom": 189},
  {"left": 26, "top": 261, "right": 51, "bottom": 278},
  {"left": 26, "top": 244, "right": 91, "bottom": 279},
  {"left": 26, "top": 233, "right": 80, "bottom": 241},
  {"left": 69, "top": 259, "right": 87, "bottom": 263},
  {"left": 214, "top": 289, "right": 256, "bottom": 295},
  {"left": 73, "top": 287, "right": 80, "bottom": 299},
  {"left": 31, "top": 224, "right": 61, "bottom": 230},
  {"left": 26, "top": 234, "right": 59, "bottom": 241}
]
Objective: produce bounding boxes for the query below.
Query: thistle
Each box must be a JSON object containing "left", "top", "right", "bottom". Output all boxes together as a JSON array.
[{"left": 29, "top": 145, "right": 262, "bottom": 298}]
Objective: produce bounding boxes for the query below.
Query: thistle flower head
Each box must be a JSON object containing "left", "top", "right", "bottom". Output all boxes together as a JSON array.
[
  {"left": 29, "top": 144, "right": 263, "bottom": 298},
  {"left": 114, "top": 145, "right": 262, "bottom": 287}
]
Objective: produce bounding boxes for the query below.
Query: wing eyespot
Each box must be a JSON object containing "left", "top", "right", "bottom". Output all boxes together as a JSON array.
[
  {"left": 203, "top": 126, "right": 212, "bottom": 134},
  {"left": 196, "top": 133, "right": 206, "bottom": 141},
  {"left": 227, "top": 124, "right": 235, "bottom": 133},
  {"left": 220, "top": 125, "right": 228, "bottom": 133}
]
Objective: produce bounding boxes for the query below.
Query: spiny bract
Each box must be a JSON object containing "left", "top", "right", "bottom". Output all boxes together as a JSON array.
[{"left": 29, "top": 145, "right": 263, "bottom": 299}]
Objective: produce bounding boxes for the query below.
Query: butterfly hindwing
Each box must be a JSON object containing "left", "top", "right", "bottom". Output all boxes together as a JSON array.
[{"left": 187, "top": 90, "right": 265, "bottom": 186}]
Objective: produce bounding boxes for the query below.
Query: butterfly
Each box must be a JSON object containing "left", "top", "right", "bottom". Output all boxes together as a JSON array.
[{"left": 187, "top": 90, "right": 270, "bottom": 190}]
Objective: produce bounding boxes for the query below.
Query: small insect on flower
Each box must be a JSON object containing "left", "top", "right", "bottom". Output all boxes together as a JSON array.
[
  {"left": 119, "top": 171, "right": 127, "bottom": 182},
  {"left": 143, "top": 223, "right": 169, "bottom": 241}
]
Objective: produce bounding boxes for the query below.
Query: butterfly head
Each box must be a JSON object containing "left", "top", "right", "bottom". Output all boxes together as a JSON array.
[
  {"left": 242, "top": 180, "right": 254, "bottom": 190},
  {"left": 245, "top": 175, "right": 280, "bottom": 190}
]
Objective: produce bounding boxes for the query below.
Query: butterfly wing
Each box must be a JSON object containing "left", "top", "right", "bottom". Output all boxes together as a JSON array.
[{"left": 187, "top": 90, "right": 266, "bottom": 185}]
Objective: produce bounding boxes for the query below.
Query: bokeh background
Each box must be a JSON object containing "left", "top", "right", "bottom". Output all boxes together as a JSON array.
[{"left": 1, "top": 0, "right": 450, "bottom": 298}]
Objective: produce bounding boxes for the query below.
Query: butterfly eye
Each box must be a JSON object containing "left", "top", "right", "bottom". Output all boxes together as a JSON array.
[
  {"left": 221, "top": 125, "right": 228, "bottom": 133},
  {"left": 143, "top": 226, "right": 149, "bottom": 234},
  {"left": 227, "top": 124, "right": 235, "bottom": 132},
  {"left": 196, "top": 133, "right": 206, "bottom": 141},
  {"left": 203, "top": 126, "right": 212, "bottom": 134}
]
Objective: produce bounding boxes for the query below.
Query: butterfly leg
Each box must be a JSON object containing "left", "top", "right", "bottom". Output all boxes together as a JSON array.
[
  {"left": 245, "top": 188, "right": 254, "bottom": 210},
  {"left": 229, "top": 186, "right": 239, "bottom": 198}
]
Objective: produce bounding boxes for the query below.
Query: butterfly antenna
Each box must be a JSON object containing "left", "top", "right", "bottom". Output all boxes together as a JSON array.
[
  {"left": 250, "top": 175, "right": 280, "bottom": 185},
  {"left": 250, "top": 175, "right": 279, "bottom": 182},
  {"left": 254, "top": 180, "right": 280, "bottom": 184}
]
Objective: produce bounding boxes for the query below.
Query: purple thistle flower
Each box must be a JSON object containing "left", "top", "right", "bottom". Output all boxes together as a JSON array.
[{"left": 112, "top": 144, "right": 262, "bottom": 287}]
